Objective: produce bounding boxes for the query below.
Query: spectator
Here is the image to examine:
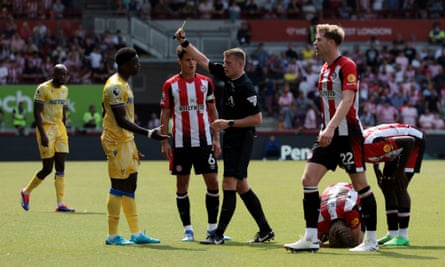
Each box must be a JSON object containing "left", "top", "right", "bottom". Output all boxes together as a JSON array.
[
  {"left": 303, "top": 105, "right": 319, "bottom": 132},
  {"left": 278, "top": 83, "right": 296, "bottom": 129},
  {"left": 428, "top": 21, "right": 445, "bottom": 44},
  {"left": 12, "top": 101, "right": 26, "bottom": 135},
  {"left": 181, "top": 0, "right": 198, "bottom": 18},
  {"left": 92, "top": 61, "right": 111, "bottom": 83},
  {"left": 263, "top": 135, "right": 280, "bottom": 160},
  {"left": 228, "top": 1, "right": 241, "bottom": 21},
  {"left": 338, "top": 0, "right": 354, "bottom": 19},
  {"left": 128, "top": 0, "right": 142, "bottom": 16},
  {"left": 285, "top": 43, "right": 299, "bottom": 60},
  {"left": 139, "top": 0, "right": 152, "bottom": 19},
  {"left": 237, "top": 21, "right": 251, "bottom": 46},
  {"left": 251, "top": 43, "right": 269, "bottom": 68},
  {"left": 83, "top": 104, "right": 102, "bottom": 129},
  {"left": 399, "top": 100, "right": 418, "bottom": 126},
  {"left": 245, "top": 0, "right": 260, "bottom": 18},
  {"left": 153, "top": 0, "right": 172, "bottom": 18},
  {"left": 376, "top": 98, "right": 400, "bottom": 124},
  {"left": 52, "top": 0, "right": 65, "bottom": 19},
  {"left": 213, "top": 0, "right": 227, "bottom": 19},
  {"left": 10, "top": 32, "right": 25, "bottom": 53},
  {"left": 147, "top": 112, "right": 160, "bottom": 129},
  {"left": 432, "top": 112, "right": 445, "bottom": 129},
  {"left": 87, "top": 46, "right": 102, "bottom": 72},
  {"left": 418, "top": 108, "right": 435, "bottom": 130},
  {"left": 0, "top": 58, "right": 7, "bottom": 85},
  {"left": 198, "top": 0, "right": 214, "bottom": 19},
  {"left": 287, "top": 0, "right": 302, "bottom": 18}
]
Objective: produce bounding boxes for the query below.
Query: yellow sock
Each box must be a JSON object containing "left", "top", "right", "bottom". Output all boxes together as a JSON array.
[
  {"left": 54, "top": 175, "right": 65, "bottom": 204},
  {"left": 122, "top": 195, "right": 140, "bottom": 234},
  {"left": 107, "top": 193, "right": 122, "bottom": 236},
  {"left": 24, "top": 175, "right": 43, "bottom": 193}
]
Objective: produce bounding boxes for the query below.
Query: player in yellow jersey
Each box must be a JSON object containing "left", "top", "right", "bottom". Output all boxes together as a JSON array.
[
  {"left": 101, "top": 47, "right": 168, "bottom": 246},
  {"left": 20, "top": 64, "right": 75, "bottom": 212}
]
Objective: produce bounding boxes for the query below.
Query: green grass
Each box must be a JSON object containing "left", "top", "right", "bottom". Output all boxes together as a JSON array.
[{"left": 1, "top": 160, "right": 445, "bottom": 267}]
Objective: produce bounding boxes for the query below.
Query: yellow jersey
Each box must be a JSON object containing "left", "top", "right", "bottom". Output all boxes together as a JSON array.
[
  {"left": 102, "top": 73, "right": 135, "bottom": 142},
  {"left": 34, "top": 80, "right": 68, "bottom": 125}
]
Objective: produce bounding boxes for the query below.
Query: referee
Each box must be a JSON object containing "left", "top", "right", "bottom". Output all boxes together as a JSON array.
[{"left": 175, "top": 27, "right": 274, "bottom": 245}]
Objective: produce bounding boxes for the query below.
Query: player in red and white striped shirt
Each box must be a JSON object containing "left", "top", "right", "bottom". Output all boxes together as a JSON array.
[
  {"left": 160, "top": 45, "right": 220, "bottom": 242},
  {"left": 285, "top": 24, "right": 378, "bottom": 252},
  {"left": 318, "top": 182, "right": 363, "bottom": 248},
  {"left": 364, "top": 123, "right": 425, "bottom": 246}
]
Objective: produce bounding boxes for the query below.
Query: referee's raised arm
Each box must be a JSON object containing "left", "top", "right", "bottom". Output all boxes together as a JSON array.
[{"left": 175, "top": 27, "right": 210, "bottom": 73}]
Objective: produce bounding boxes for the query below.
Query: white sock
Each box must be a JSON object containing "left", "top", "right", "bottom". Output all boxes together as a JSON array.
[
  {"left": 304, "top": 228, "right": 317, "bottom": 241},
  {"left": 207, "top": 223, "right": 217, "bottom": 232},
  {"left": 184, "top": 225, "right": 193, "bottom": 232},
  {"left": 399, "top": 228, "right": 408, "bottom": 239},
  {"left": 388, "top": 230, "right": 398, "bottom": 238},
  {"left": 366, "top": 231, "right": 376, "bottom": 242}
]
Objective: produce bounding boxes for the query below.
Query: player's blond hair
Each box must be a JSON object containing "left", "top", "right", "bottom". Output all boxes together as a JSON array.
[{"left": 316, "top": 24, "right": 345, "bottom": 46}]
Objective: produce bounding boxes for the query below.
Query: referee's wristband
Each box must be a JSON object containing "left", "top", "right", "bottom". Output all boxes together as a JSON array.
[
  {"left": 180, "top": 40, "right": 190, "bottom": 48},
  {"left": 147, "top": 129, "right": 154, "bottom": 139}
]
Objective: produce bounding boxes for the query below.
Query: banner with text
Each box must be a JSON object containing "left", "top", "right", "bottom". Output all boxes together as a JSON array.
[
  {"left": 0, "top": 85, "right": 103, "bottom": 128},
  {"left": 248, "top": 19, "right": 442, "bottom": 43}
]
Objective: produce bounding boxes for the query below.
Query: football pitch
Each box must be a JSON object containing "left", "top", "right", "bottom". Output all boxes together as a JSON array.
[{"left": 1, "top": 160, "right": 444, "bottom": 267}]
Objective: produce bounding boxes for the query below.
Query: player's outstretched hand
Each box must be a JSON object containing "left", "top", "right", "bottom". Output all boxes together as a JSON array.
[{"left": 148, "top": 126, "right": 169, "bottom": 141}]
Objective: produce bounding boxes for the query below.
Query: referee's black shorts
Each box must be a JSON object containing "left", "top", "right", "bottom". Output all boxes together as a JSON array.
[{"left": 222, "top": 129, "right": 254, "bottom": 179}]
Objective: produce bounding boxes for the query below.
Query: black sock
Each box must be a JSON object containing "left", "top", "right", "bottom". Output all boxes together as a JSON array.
[
  {"left": 176, "top": 192, "right": 191, "bottom": 226},
  {"left": 303, "top": 187, "right": 320, "bottom": 228},
  {"left": 385, "top": 208, "right": 398, "bottom": 231},
  {"left": 206, "top": 189, "right": 219, "bottom": 225},
  {"left": 240, "top": 189, "right": 271, "bottom": 233},
  {"left": 358, "top": 186, "right": 377, "bottom": 231},
  {"left": 398, "top": 208, "right": 410, "bottom": 229},
  {"left": 215, "top": 190, "right": 236, "bottom": 236}
]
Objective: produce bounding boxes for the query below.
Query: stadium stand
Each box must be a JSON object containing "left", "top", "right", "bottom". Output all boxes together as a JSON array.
[{"left": 0, "top": 0, "right": 444, "bottom": 133}]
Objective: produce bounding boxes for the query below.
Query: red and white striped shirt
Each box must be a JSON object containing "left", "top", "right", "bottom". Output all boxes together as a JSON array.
[
  {"left": 318, "top": 56, "right": 362, "bottom": 136},
  {"left": 160, "top": 73, "right": 215, "bottom": 148},
  {"left": 318, "top": 182, "right": 361, "bottom": 234},
  {"left": 363, "top": 123, "right": 424, "bottom": 170}
]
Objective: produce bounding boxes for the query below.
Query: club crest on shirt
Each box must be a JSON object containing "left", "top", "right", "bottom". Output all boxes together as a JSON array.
[
  {"left": 347, "top": 74, "right": 357, "bottom": 83},
  {"left": 383, "top": 144, "right": 393, "bottom": 153},
  {"left": 112, "top": 87, "right": 120, "bottom": 96},
  {"left": 331, "top": 72, "right": 338, "bottom": 81}
]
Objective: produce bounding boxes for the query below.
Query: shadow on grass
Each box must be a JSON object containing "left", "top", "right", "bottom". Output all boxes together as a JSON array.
[
  {"left": 199, "top": 240, "right": 284, "bottom": 250},
  {"left": 42, "top": 211, "right": 107, "bottom": 215},
  {"left": 131, "top": 244, "right": 207, "bottom": 252},
  {"left": 375, "top": 245, "right": 445, "bottom": 260}
]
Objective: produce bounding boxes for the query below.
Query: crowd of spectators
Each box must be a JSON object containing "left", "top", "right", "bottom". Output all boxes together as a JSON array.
[
  {"left": 246, "top": 32, "right": 445, "bottom": 132},
  {"left": 0, "top": 1, "right": 127, "bottom": 86},
  {"left": 1, "top": 0, "right": 445, "bottom": 133},
  {"left": 111, "top": 0, "right": 445, "bottom": 21}
]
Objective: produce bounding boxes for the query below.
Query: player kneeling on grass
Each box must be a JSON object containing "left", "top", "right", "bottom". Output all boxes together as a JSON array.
[{"left": 317, "top": 182, "right": 364, "bottom": 248}]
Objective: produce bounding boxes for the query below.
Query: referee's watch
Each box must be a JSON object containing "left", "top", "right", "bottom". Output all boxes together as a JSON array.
[{"left": 228, "top": 120, "right": 234, "bottom": 128}]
